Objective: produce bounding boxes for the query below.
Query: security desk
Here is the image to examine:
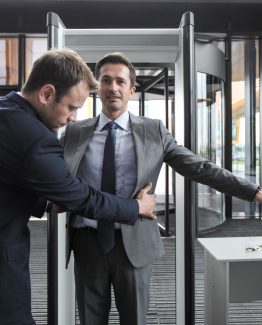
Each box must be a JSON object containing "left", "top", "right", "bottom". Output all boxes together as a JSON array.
[{"left": 198, "top": 237, "right": 262, "bottom": 325}]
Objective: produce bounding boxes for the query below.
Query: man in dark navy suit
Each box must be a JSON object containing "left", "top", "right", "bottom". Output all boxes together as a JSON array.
[{"left": 0, "top": 49, "right": 156, "bottom": 325}]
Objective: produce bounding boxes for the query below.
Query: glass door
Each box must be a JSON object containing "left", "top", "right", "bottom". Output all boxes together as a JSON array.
[
  {"left": 138, "top": 67, "right": 175, "bottom": 236},
  {"left": 196, "top": 73, "right": 225, "bottom": 232},
  {"left": 231, "top": 39, "right": 261, "bottom": 219}
]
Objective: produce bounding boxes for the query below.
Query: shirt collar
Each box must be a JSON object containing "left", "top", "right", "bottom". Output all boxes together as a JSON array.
[{"left": 98, "top": 111, "right": 130, "bottom": 132}]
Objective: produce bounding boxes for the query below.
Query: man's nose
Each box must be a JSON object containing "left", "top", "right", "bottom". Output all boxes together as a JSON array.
[
  {"left": 68, "top": 111, "right": 77, "bottom": 122},
  {"left": 109, "top": 81, "right": 118, "bottom": 92}
]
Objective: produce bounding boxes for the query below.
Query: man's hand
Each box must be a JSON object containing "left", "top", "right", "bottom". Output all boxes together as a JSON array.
[
  {"left": 47, "top": 202, "right": 66, "bottom": 214},
  {"left": 136, "top": 183, "right": 157, "bottom": 220},
  {"left": 255, "top": 189, "right": 262, "bottom": 203}
]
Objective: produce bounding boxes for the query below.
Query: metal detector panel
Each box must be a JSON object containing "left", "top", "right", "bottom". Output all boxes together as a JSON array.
[{"left": 46, "top": 10, "right": 195, "bottom": 325}]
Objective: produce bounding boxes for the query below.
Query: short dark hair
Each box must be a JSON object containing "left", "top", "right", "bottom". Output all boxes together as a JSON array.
[
  {"left": 95, "top": 52, "right": 136, "bottom": 87},
  {"left": 22, "top": 48, "right": 99, "bottom": 102}
]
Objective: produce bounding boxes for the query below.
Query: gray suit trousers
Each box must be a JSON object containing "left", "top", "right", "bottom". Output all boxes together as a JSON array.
[{"left": 73, "top": 227, "right": 152, "bottom": 325}]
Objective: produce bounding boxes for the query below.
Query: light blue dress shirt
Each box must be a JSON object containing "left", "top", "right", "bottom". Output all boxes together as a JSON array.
[{"left": 73, "top": 110, "right": 137, "bottom": 229}]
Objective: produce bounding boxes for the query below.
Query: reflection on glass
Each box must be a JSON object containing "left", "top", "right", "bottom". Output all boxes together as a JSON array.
[
  {"left": 25, "top": 38, "right": 47, "bottom": 80},
  {"left": 0, "top": 38, "right": 18, "bottom": 85},
  {"left": 231, "top": 39, "right": 260, "bottom": 218},
  {"left": 196, "top": 72, "right": 225, "bottom": 232}
]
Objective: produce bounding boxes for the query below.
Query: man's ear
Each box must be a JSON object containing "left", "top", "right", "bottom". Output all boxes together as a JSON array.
[
  {"left": 38, "top": 84, "right": 56, "bottom": 104},
  {"left": 129, "top": 86, "right": 136, "bottom": 98}
]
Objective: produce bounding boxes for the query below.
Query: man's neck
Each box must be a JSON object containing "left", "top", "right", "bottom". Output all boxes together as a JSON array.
[
  {"left": 20, "top": 91, "right": 37, "bottom": 110},
  {"left": 102, "top": 108, "right": 127, "bottom": 121}
]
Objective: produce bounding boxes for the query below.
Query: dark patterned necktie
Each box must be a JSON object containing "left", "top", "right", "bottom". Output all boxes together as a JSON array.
[{"left": 97, "top": 121, "right": 118, "bottom": 254}]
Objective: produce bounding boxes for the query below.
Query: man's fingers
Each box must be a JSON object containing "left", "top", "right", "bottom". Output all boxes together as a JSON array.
[
  {"left": 136, "top": 182, "right": 153, "bottom": 199},
  {"left": 150, "top": 213, "right": 157, "bottom": 220},
  {"left": 136, "top": 182, "right": 157, "bottom": 217},
  {"left": 141, "top": 182, "right": 152, "bottom": 193},
  {"left": 141, "top": 211, "right": 157, "bottom": 220}
]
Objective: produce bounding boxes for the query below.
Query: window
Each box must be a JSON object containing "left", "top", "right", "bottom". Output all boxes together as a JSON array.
[
  {"left": 0, "top": 38, "right": 18, "bottom": 85},
  {"left": 25, "top": 37, "right": 47, "bottom": 79},
  {"left": 231, "top": 39, "right": 260, "bottom": 218}
]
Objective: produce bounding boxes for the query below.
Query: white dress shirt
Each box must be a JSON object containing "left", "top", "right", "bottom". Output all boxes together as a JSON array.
[{"left": 73, "top": 110, "right": 137, "bottom": 229}]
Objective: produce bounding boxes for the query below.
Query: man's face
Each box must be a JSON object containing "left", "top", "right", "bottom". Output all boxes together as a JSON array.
[
  {"left": 98, "top": 63, "right": 136, "bottom": 117},
  {"left": 38, "top": 81, "right": 89, "bottom": 131}
]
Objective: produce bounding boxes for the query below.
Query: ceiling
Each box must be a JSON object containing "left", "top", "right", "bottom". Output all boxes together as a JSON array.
[{"left": 0, "top": 0, "right": 262, "bottom": 35}]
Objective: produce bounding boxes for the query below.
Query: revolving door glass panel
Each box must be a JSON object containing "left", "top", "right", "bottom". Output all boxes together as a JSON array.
[
  {"left": 231, "top": 39, "right": 260, "bottom": 219},
  {"left": 196, "top": 72, "right": 225, "bottom": 232}
]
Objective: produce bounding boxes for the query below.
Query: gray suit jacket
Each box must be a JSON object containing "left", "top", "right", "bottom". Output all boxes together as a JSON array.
[{"left": 63, "top": 113, "right": 258, "bottom": 268}]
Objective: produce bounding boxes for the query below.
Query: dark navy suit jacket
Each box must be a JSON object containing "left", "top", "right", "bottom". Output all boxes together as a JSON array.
[{"left": 0, "top": 92, "right": 138, "bottom": 325}]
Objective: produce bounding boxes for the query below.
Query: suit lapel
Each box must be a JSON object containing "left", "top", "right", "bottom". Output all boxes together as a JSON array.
[
  {"left": 70, "top": 117, "right": 99, "bottom": 175},
  {"left": 70, "top": 113, "right": 146, "bottom": 195},
  {"left": 130, "top": 113, "right": 146, "bottom": 196}
]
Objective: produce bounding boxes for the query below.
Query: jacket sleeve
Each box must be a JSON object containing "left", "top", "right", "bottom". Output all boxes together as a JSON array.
[
  {"left": 30, "top": 197, "right": 48, "bottom": 218},
  {"left": 159, "top": 120, "right": 258, "bottom": 202},
  {"left": 18, "top": 133, "right": 139, "bottom": 224}
]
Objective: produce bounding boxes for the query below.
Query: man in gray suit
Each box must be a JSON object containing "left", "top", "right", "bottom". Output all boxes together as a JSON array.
[{"left": 62, "top": 52, "right": 262, "bottom": 325}]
